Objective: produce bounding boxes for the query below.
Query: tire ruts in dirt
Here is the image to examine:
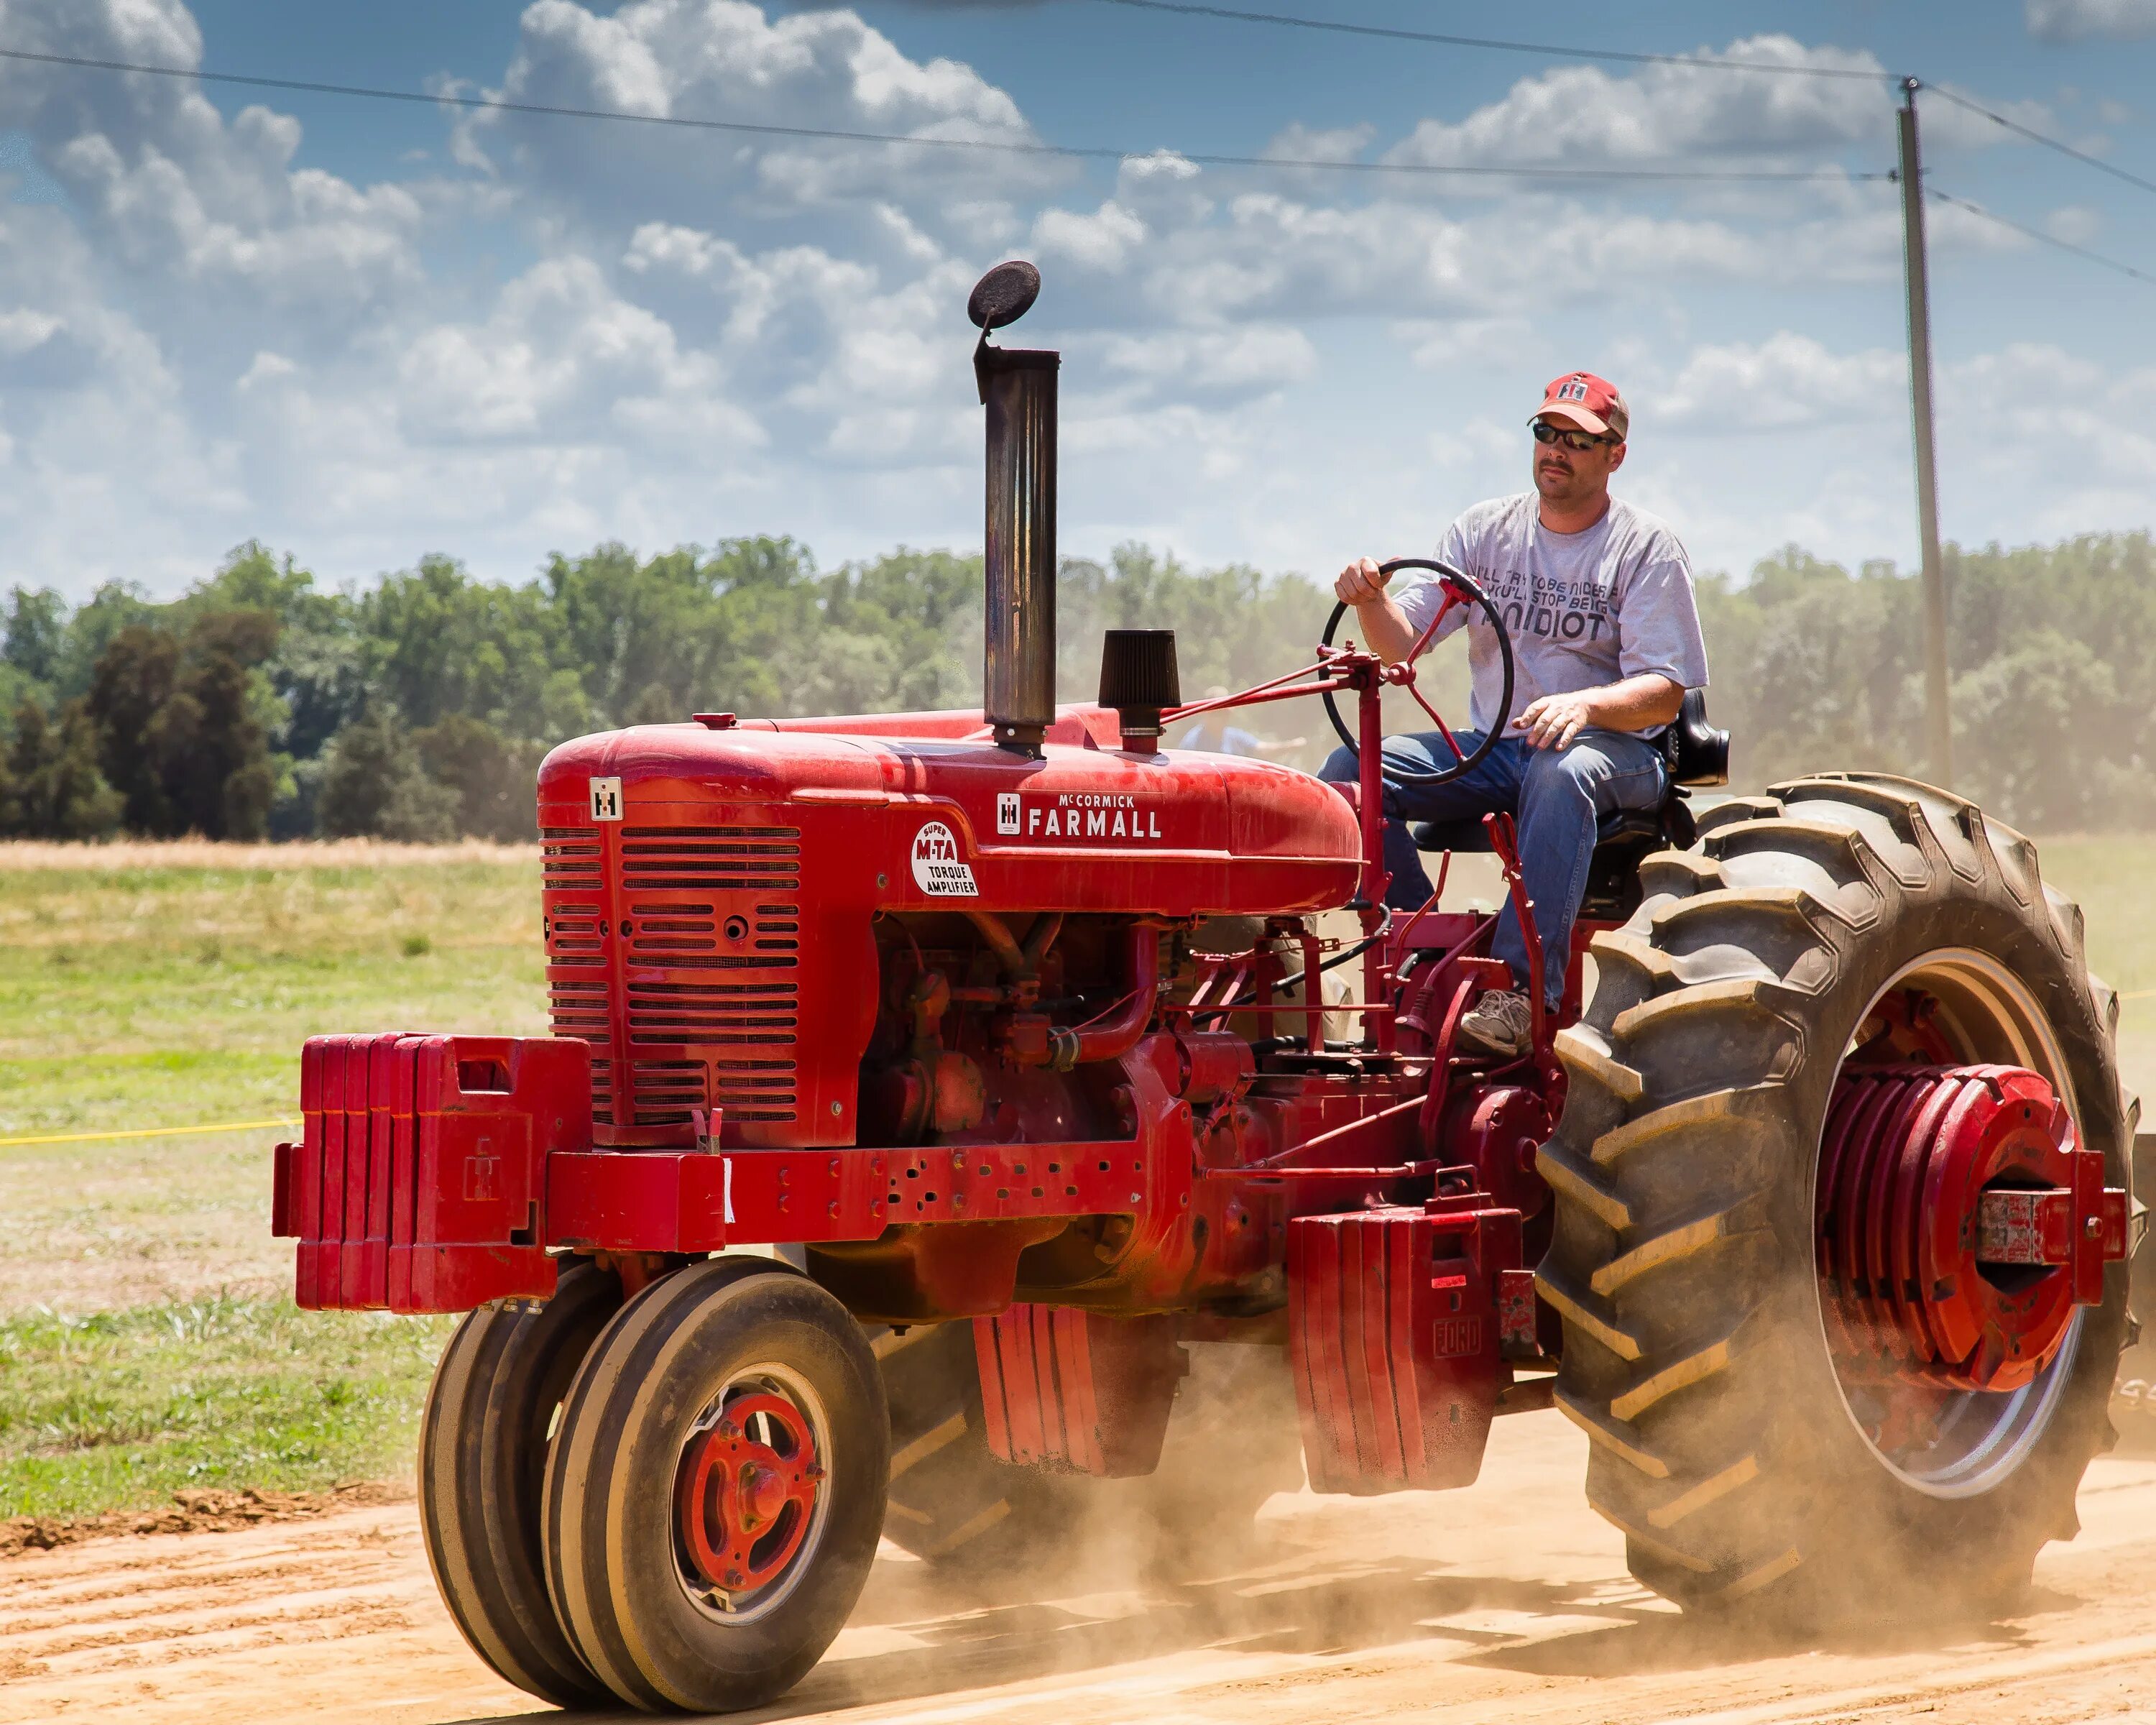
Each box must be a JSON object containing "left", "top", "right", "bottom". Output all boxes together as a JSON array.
[{"left": 1536, "top": 772, "right": 2132, "bottom": 1615}]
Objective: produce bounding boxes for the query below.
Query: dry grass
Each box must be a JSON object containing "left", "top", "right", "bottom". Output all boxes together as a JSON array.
[
  {"left": 0, "top": 854, "right": 545, "bottom": 1313},
  {"left": 0, "top": 838, "right": 535, "bottom": 870}
]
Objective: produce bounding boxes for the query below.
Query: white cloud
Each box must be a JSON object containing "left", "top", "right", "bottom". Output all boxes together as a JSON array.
[
  {"left": 1032, "top": 201, "right": 1146, "bottom": 272},
  {"left": 394, "top": 255, "right": 745, "bottom": 444},
  {"left": 1943, "top": 344, "right": 2156, "bottom": 535},
  {"left": 2027, "top": 0, "right": 2156, "bottom": 40},
  {"left": 1387, "top": 38, "right": 1892, "bottom": 169},
  {"left": 1655, "top": 334, "right": 1904, "bottom": 432},
  {"left": 0, "top": 0, "right": 2139, "bottom": 609},
  {"left": 1383, "top": 37, "right": 2045, "bottom": 173},
  {"left": 1261, "top": 122, "right": 1378, "bottom": 172},
  {"left": 1097, "top": 324, "right": 1318, "bottom": 401},
  {"left": 459, "top": 0, "right": 1064, "bottom": 222},
  {"left": 2047, "top": 205, "right": 2104, "bottom": 244},
  {"left": 1, "top": 3, "right": 431, "bottom": 336}
]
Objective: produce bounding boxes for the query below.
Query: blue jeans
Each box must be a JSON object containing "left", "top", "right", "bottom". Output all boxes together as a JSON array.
[{"left": 1320, "top": 728, "right": 1667, "bottom": 1008}]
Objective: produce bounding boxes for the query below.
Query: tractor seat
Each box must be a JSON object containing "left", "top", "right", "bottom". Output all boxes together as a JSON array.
[{"left": 1406, "top": 690, "right": 1728, "bottom": 921}]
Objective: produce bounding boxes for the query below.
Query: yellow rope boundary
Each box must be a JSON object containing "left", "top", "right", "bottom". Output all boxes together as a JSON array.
[
  {"left": 0, "top": 1117, "right": 300, "bottom": 1149},
  {"left": 0, "top": 984, "right": 2151, "bottom": 1144}
]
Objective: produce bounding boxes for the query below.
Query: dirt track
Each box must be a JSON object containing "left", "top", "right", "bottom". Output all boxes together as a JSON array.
[{"left": 8, "top": 1409, "right": 2156, "bottom": 1724}]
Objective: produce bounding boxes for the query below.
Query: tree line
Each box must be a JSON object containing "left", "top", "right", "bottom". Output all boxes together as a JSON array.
[{"left": 0, "top": 530, "right": 2145, "bottom": 842}]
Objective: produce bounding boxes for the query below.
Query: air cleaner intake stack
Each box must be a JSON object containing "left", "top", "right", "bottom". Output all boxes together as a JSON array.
[
  {"left": 1099, "top": 628, "right": 1181, "bottom": 753},
  {"left": 971, "top": 260, "right": 1058, "bottom": 755}
]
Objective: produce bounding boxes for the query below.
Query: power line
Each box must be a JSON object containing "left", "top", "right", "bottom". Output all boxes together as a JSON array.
[
  {"left": 0, "top": 44, "right": 1889, "bottom": 184},
  {"left": 1089, "top": 0, "right": 1895, "bottom": 81},
  {"left": 1929, "top": 184, "right": 2156, "bottom": 289},
  {"left": 1097, "top": 6, "right": 2156, "bottom": 215},
  {"left": 1925, "top": 83, "right": 2156, "bottom": 202}
]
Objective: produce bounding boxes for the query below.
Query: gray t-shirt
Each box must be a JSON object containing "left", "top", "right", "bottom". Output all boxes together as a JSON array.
[{"left": 1393, "top": 492, "right": 1709, "bottom": 737}]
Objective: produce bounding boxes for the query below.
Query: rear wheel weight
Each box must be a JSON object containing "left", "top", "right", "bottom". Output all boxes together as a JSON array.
[
  {"left": 417, "top": 1259, "right": 619, "bottom": 1708},
  {"left": 1540, "top": 773, "right": 2129, "bottom": 1615},
  {"left": 543, "top": 1261, "right": 890, "bottom": 1714}
]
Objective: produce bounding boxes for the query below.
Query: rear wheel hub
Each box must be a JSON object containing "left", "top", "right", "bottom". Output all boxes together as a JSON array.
[{"left": 1820, "top": 1062, "right": 2129, "bottom": 1393}]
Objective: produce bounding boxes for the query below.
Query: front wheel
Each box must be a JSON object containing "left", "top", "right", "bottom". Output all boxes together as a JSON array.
[
  {"left": 1538, "top": 773, "right": 2130, "bottom": 1616},
  {"left": 543, "top": 1261, "right": 890, "bottom": 1712},
  {"left": 418, "top": 1260, "right": 619, "bottom": 1708}
]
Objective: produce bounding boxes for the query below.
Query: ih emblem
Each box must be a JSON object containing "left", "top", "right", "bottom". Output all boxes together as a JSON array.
[
  {"left": 589, "top": 776, "right": 623, "bottom": 822},
  {"left": 997, "top": 792, "right": 1021, "bottom": 834}
]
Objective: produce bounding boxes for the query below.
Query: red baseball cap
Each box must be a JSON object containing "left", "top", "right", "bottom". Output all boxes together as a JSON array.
[{"left": 1536, "top": 371, "right": 1628, "bottom": 441}]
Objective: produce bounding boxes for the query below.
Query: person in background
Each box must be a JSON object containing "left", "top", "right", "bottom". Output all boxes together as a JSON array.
[{"left": 1174, "top": 686, "right": 1307, "bottom": 759}]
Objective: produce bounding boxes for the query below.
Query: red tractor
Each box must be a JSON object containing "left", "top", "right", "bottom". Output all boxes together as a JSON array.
[{"left": 273, "top": 262, "right": 2139, "bottom": 1714}]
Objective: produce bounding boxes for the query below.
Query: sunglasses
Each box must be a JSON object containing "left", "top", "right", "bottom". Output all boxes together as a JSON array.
[{"left": 1532, "top": 421, "right": 1616, "bottom": 452}]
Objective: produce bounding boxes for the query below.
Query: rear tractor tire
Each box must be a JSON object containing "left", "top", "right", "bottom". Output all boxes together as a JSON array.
[
  {"left": 875, "top": 1322, "right": 1304, "bottom": 1576},
  {"left": 543, "top": 1260, "right": 890, "bottom": 1713},
  {"left": 875, "top": 1320, "right": 1083, "bottom": 1569},
  {"left": 418, "top": 1259, "right": 621, "bottom": 1709},
  {"left": 1539, "top": 773, "right": 2130, "bottom": 1619}
]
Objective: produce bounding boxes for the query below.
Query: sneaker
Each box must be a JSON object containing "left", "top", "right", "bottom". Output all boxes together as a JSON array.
[{"left": 1457, "top": 988, "right": 1532, "bottom": 1058}]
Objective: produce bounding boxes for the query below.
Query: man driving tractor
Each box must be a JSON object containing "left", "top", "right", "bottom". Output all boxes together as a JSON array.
[{"left": 1325, "top": 371, "right": 1710, "bottom": 1059}]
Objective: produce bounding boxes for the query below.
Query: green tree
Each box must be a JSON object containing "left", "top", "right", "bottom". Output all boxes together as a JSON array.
[
  {"left": 1950, "top": 630, "right": 2119, "bottom": 834},
  {"left": 3, "top": 587, "right": 65, "bottom": 688},
  {"left": 318, "top": 707, "right": 457, "bottom": 842},
  {"left": 413, "top": 714, "right": 538, "bottom": 842},
  {"left": 86, "top": 625, "right": 181, "bottom": 832},
  {"left": 83, "top": 611, "right": 280, "bottom": 839},
  {"left": 4, "top": 699, "right": 121, "bottom": 840}
]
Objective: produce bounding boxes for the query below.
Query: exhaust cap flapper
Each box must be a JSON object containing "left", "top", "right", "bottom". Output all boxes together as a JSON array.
[{"left": 967, "top": 260, "right": 1040, "bottom": 332}]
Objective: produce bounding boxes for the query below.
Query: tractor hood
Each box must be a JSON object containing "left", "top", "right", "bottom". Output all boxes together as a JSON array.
[{"left": 538, "top": 709, "right": 1360, "bottom": 919}]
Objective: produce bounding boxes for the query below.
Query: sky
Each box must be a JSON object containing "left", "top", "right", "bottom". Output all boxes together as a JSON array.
[{"left": 1, "top": 0, "right": 2153, "bottom": 600}]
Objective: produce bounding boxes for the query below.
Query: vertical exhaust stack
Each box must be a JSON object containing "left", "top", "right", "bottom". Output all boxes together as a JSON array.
[{"left": 969, "top": 261, "right": 1058, "bottom": 755}]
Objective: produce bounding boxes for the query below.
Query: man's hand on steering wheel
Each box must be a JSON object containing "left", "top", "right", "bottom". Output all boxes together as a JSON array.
[
  {"left": 1514, "top": 690, "right": 1593, "bottom": 751},
  {"left": 1334, "top": 556, "right": 1391, "bottom": 607}
]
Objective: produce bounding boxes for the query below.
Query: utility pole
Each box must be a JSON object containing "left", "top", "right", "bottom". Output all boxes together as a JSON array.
[{"left": 1897, "top": 76, "right": 1953, "bottom": 787}]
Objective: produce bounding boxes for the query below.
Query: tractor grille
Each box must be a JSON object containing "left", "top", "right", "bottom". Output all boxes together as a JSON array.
[
  {"left": 542, "top": 832, "right": 603, "bottom": 893},
  {"left": 625, "top": 977, "right": 801, "bottom": 1043},
  {"left": 619, "top": 827, "right": 801, "bottom": 893},
  {"left": 543, "top": 823, "right": 805, "bottom": 1139}
]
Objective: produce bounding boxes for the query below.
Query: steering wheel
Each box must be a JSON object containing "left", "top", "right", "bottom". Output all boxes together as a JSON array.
[{"left": 1322, "top": 557, "right": 1515, "bottom": 789}]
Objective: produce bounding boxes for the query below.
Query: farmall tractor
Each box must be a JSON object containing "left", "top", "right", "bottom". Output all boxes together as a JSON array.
[{"left": 273, "top": 263, "right": 2139, "bottom": 1714}]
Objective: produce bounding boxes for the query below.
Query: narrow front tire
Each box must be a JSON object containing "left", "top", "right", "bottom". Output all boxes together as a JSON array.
[{"left": 543, "top": 1261, "right": 890, "bottom": 1713}]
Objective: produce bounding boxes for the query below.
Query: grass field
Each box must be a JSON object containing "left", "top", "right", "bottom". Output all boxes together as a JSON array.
[
  {"left": 0, "top": 845, "right": 539, "bottom": 1519},
  {"left": 0, "top": 832, "right": 2152, "bottom": 1522}
]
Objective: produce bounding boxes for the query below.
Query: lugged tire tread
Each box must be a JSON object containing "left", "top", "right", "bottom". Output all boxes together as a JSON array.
[
  {"left": 1644, "top": 1454, "right": 1760, "bottom": 1530},
  {"left": 1609, "top": 1328, "right": 1741, "bottom": 1422},
  {"left": 1590, "top": 1214, "right": 1730, "bottom": 1297},
  {"left": 1534, "top": 1266, "right": 1641, "bottom": 1361},
  {"left": 1535, "top": 1141, "right": 1632, "bottom": 1230},
  {"left": 1554, "top": 1387, "right": 1669, "bottom": 1478},
  {"left": 1552, "top": 1025, "right": 1644, "bottom": 1104}
]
